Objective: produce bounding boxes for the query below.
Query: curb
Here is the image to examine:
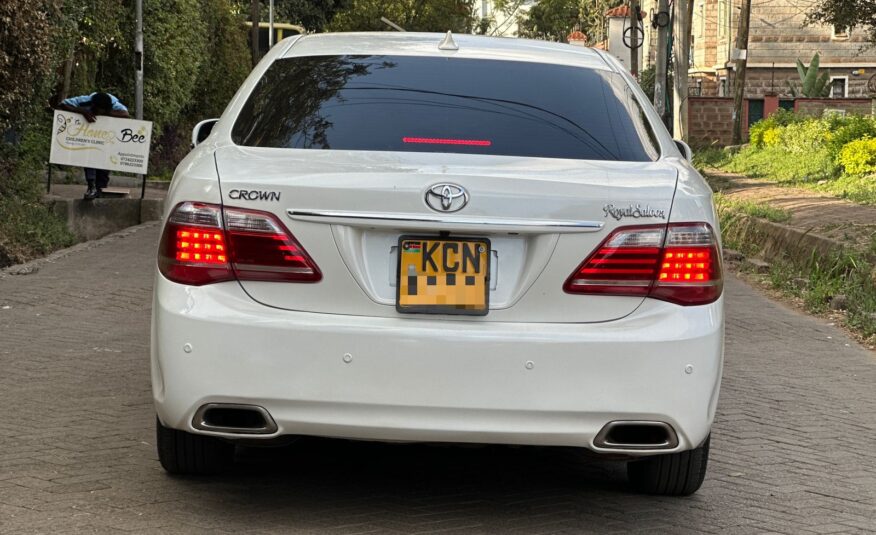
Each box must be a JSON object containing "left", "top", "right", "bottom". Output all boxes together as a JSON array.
[
  {"left": 0, "top": 221, "right": 161, "bottom": 278},
  {"left": 721, "top": 212, "right": 853, "bottom": 263}
]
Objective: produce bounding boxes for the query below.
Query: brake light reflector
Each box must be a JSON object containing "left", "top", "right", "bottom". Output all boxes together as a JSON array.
[
  {"left": 564, "top": 223, "right": 722, "bottom": 305},
  {"left": 158, "top": 202, "right": 321, "bottom": 286},
  {"left": 402, "top": 137, "right": 492, "bottom": 146}
]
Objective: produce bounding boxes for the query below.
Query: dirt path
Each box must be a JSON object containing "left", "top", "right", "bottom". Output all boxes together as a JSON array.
[{"left": 705, "top": 170, "right": 876, "bottom": 251}]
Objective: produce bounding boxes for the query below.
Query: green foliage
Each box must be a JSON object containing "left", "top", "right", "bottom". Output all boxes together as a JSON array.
[
  {"left": 824, "top": 115, "right": 876, "bottom": 154},
  {"left": 725, "top": 145, "right": 839, "bottom": 183},
  {"left": 787, "top": 53, "right": 830, "bottom": 98},
  {"left": 0, "top": 0, "right": 56, "bottom": 131},
  {"left": 748, "top": 108, "right": 801, "bottom": 148},
  {"left": 329, "top": 0, "right": 476, "bottom": 32},
  {"left": 518, "top": 0, "right": 621, "bottom": 42},
  {"left": 781, "top": 118, "right": 831, "bottom": 155},
  {"left": 718, "top": 202, "right": 876, "bottom": 343},
  {"left": 807, "top": 1, "right": 875, "bottom": 43},
  {"left": 838, "top": 138, "right": 876, "bottom": 176},
  {"left": 691, "top": 146, "right": 730, "bottom": 171},
  {"left": 255, "top": 0, "right": 352, "bottom": 30},
  {"left": 713, "top": 193, "right": 791, "bottom": 223}
]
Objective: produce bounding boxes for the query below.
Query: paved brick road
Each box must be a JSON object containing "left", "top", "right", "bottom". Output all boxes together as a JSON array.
[{"left": 1, "top": 223, "right": 874, "bottom": 534}]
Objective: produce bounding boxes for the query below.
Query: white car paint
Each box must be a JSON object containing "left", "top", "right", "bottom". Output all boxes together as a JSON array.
[{"left": 153, "top": 32, "right": 723, "bottom": 456}]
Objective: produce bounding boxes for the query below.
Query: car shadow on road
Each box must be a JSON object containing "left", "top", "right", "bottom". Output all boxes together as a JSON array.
[{"left": 163, "top": 437, "right": 697, "bottom": 526}]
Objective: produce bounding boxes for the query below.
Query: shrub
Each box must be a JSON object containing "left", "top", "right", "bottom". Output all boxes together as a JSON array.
[
  {"left": 838, "top": 138, "right": 876, "bottom": 176},
  {"left": 781, "top": 118, "right": 831, "bottom": 154},
  {"left": 824, "top": 115, "right": 876, "bottom": 156},
  {"left": 748, "top": 108, "right": 801, "bottom": 148},
  {"left": 762, "top": 127, "right": 783, "bottom": 147}
]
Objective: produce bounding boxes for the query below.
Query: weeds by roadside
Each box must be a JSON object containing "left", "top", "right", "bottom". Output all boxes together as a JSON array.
[
  {"left": 714, "top": 193, "right": 791, "bottom": 223},
  {"left": 717, "top": 204, "right": 876, "bottom": 343}
]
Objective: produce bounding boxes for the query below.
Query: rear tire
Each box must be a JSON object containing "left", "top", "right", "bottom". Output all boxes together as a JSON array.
[
  {"left": 156, "top": 417, "right": 234, "bottom": 475},
  {"left": 627, "top": 435, "right": 710, "bottom": 496}
]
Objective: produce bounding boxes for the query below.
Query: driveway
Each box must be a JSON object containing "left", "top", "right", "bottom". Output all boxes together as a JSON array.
[{"left": 1, "top": 223, "right": 874, "bottom": 534}]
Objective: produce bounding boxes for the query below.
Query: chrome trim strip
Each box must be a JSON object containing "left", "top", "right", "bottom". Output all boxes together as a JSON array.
[
  {"left": 592, "top": 421, "right": 679, "bottom": 450},
  {"left": 192, "top": 403, "right": 278, "bottom": 435},
  {"left": 287, "top": 209, "right": 604, "bottom": 233}
]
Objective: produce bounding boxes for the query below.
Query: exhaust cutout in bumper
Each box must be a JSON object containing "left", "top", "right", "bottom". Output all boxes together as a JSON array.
[
  {"left": 192, "top": 403, "right": 278, "bottom": 435},
  {"left": 593, "top": 421, "right": 679, "bottom": 450}
]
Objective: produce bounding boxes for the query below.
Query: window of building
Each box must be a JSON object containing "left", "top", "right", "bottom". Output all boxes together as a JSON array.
[
  {"left": 718, "top": 76, "right": 728, "bottom": 97},
  {"left": 832, "top": 25, "right": 850, "bottom": 40},
  {"left": 698, "top": 2, "right": 705, "bottom": 38},
  {"left": 830, "top": 77, "right": 848, "bottom": 98},
  {"left": 718, "top": 0, "right": 728, "bottom": 37}
]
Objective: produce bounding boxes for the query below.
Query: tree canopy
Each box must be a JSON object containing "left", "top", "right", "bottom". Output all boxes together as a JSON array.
[
  {"left": 329, "top": 0, "right": 476, "bottom": 32},
  {"left": 518, "top": 0, "right": 621, "bottom": 43},
  {"left": 808, "top": 0, "right": 876, "bottom": 41}
]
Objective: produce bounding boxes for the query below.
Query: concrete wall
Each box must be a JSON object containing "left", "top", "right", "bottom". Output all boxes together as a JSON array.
[
  {"left": 795, "top": 98, "right": 873, "bottom": 117},
  {"left": 47, "top": 199, "right": 164, "bottom": 241}
]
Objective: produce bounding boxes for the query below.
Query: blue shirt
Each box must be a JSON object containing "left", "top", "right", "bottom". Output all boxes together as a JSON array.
[{"left": 62, "top": 93, "right": 128, "bottom": 112}]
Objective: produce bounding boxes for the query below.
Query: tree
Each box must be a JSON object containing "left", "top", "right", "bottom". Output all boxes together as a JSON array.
[
  {"left": 328, "top": 0, "right": 476, "bottom": 32},
  {"left": 808, "top": 1, "right": 876, "bottom": 41},
  {"left": 518, "top": 0, "right": 580, "bottom": 42},
  {"left": 518, "top": 0, "right": 621, "bottom": 43}
]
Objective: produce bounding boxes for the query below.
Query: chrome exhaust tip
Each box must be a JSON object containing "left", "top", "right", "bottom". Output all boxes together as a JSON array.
[
  {"left": 593, "top": 421, "right": 679, "bottom": 450},
  {"left": 192, "top": 403, "right": 278, "bottom": 435}
]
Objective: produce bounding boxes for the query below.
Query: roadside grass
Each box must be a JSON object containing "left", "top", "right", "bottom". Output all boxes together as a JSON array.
[
  {"left": 699, "top": 145, "right": 876, "bottom": 205},
  {"left": 717, "top": 205, "right": 876, "bottom": 343},
  {"left": 692, "top": 146, "right": 731, "bottom": 172},
  {"left": 714, "top": 193, "right": 791, "bottom": 223},
  {"left": 0, "top": 197, "right": 75, "bottom": 268}
]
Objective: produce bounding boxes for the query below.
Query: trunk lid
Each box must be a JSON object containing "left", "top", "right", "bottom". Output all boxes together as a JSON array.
[{"left": 215, "top": 146, "right": 677, "bottom": 323}]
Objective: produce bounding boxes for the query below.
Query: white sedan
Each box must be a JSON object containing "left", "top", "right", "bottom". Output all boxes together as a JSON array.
[{"left": 152, "top": 32, "right": 723, "bottom": 495}]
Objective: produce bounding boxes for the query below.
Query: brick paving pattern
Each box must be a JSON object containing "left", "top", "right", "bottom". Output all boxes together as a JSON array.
[{"left": 1, "top": 222, "right": 874, "bottom": 534}]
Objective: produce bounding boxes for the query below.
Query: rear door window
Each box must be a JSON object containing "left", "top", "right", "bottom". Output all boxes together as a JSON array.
[{"left": 232, "top": 55, "right": 660, "bottom": 162}]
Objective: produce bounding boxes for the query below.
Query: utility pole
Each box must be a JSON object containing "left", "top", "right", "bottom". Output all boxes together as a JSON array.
[
  {"left": 654, "top": 0, "right": 670, "bottom": 124},
  {"left": 732, "top": 0, "right": 752, "bottom": 145},
  {"left": 672, "top": 0, "right": 690, "bottom": 140},
  {"left": 251, "top": 0, "right": 260, "bottom": 66},
  {"left": 629, "top": 0, "right": 639, "bottom": 77},
  {"left": 268, "top": 0, "right": 274, "bottom": 48},
  {"left": 135, "top": 0, "right": 145, "bottom": 199}
]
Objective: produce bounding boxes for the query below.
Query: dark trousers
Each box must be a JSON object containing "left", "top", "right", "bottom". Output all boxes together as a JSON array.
[{"left": 84, "top": 168, "right": 110, "bottom": 189}]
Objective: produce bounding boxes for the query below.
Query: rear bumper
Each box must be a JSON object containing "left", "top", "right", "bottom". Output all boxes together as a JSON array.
[{"left": 151, "top": 275, "right": 724, "bottom": 455}]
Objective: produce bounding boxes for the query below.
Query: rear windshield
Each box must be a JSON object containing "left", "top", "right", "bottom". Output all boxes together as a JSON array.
[{"left": 232, "top": 55, "right": 660, "bottom": 162}]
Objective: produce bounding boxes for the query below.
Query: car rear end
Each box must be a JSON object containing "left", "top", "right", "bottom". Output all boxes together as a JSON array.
[{"left": 151, "top": 33, "right": 723, "bottom": 494}]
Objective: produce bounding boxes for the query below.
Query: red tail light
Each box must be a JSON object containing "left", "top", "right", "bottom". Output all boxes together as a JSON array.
[
  {"left": 564, "top": 223, "right": 722, "bottom": 306},
  {"left": 158, "top": 202, "right": 321, "bottom": 286}
]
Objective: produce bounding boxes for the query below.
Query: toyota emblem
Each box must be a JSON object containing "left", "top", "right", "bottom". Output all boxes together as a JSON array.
[{"left": 425, "top": 183, "right": 469, "bottom": 212}]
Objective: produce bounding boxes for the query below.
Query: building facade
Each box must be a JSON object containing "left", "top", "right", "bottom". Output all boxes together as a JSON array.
[{"left": 639, "top": 0, "right": 876, "bottom": 101}]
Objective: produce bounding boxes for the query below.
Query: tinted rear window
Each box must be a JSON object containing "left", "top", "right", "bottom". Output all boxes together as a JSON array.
[{"left": 232, "top": 55, "right": 660, "bottom": 162}]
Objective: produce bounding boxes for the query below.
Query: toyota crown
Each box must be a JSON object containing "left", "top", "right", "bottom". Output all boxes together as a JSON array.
[{"left": 152, "top": 32, "right": 724, "bottom": 496}]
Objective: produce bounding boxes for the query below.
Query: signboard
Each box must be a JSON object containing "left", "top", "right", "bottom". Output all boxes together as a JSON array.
[{"left": 49, "top": 111, "right": 153, "bottom": 174}]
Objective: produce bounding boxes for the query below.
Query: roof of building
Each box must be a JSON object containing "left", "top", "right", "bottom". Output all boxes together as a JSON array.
[
  {"left": 567, "top": 30, "right": 587, "bottom": 42},
  {"left": 605, "top": 5, "right": 631, "bottom": 17}
]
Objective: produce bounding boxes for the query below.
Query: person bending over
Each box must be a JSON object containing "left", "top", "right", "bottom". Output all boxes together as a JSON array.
[{"left": 58, "top": 92, "right": 130, "bottom": 200}]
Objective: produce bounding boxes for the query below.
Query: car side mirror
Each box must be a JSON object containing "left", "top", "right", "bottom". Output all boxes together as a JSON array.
[
  {"left": 674, "top": 139, "right": 693, "bottom": 162},
  {"left": 192, "top": 118, "right": 219, "bottom": 148}
]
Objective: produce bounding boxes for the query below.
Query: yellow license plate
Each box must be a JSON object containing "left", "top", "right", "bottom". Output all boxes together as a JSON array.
[{"left": 396, "top": 237, "right": 490, "bottom": 315}]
